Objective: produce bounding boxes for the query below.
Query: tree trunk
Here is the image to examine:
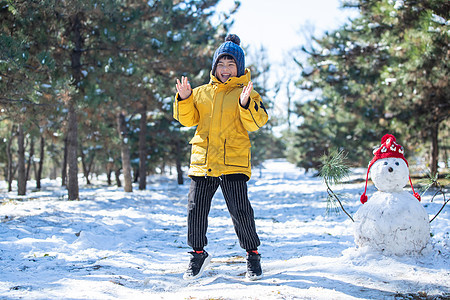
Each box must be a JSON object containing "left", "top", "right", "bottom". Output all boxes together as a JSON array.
[
  {"left": 138, "top": 102, "right": 148, "bottom": 190},
  {"left": 6, "top": 125, "right": 15, "bottom": 192},
  {"left": 62, "top": 136, "right": 68, "bottom": 186},
  {"left": 87, "top": 157, "right": 95, "bottom": 183},
  {"left": 115, "top": 168, "right": 122, "bottom": 187},
  {"left": 106, "top": 161, "right": 113, "bottom": 185},
  {"left": 117, "top": 112, "right": 133, "bottom": 192},
  {"left": 67, "top": 100, "right": 79, "bottom": 200},
  {"left": 80, "top": 145, "right": 92, "bottom": 185},
  {"left": 26, "top": 136, "right": 34, "bottom": 181},
  {"left": 286, "top": 83, "right": 292, "bottom": 132},
  {"left": 133, "top": 168, "right": 139, "bottom": 183},
  {"left": 66, "top": 12, "right": 83, "bottom": 200},
  {"left": 430, "top": 123, "right": 439, "bottom": 176},
  {"left": 17, "top": 124, "right": 27, "bottom": 195},
  {"left": 50, "top": 157, "right": 58, "bottom": 180},
  {"left": 36, "top": 136, "right": 45, "bottom": 190}
]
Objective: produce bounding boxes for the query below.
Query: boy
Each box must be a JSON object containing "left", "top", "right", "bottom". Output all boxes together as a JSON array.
[{"left": 174, "top": 34, "right": 268, "bottom": 280}]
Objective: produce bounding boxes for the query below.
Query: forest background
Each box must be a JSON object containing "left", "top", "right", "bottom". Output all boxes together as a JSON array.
[{"left": 0, "top": 0, "right": 448, "bottom": 200}]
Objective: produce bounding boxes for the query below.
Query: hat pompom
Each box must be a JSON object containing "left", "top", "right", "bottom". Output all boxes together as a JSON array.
[
  {"left": 225, "top": 34, "right": 240, "bottom": 46},
  {"left": 381, "top": 134, "right": 396, "bottom": 145},
  {"left": 360, "top": 194, "right": 368, "bottom": 204}
]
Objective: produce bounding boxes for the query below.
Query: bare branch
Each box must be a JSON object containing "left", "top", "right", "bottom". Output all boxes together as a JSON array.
[
  {"left": 429, "top": 181, "right": 448, "bottom": 223},
  {"left": 0, "top": 97, "right": 51, "bottom": 106}
]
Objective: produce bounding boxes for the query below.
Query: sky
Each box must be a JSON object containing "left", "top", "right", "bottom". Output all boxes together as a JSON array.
[{"left": 216, "top": 0, "right": 360, "bottom": 66}]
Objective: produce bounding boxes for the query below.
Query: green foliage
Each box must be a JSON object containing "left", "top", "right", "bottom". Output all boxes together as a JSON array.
[
  {"left": 0, "top": 35, "right": 27, "bottom": 66},
  {"left": 0, "top": 0, "right": 230, "bottom": 186},
  {"left": 319, "top": 149, "right": 350, "bottom": 185},
  {"left": 289, "top": 0, "right": 449, "bottom": 172},
  {"left": 246, "top": 45, "right": 285, "bottom": 167},
  {"left": 250, "top": 128, "right": 285, "bottom": 168}
]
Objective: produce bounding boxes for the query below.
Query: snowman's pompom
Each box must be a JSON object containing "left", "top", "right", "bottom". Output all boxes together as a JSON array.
[
  {"left": 381, "top": 134, "right": 396, "bottom": 144},
  {"left": 225, "top": 34, "right": 240, "bottom": 46}
]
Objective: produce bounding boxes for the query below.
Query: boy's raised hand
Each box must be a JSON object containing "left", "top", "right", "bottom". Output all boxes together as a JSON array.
[
  {"left": 240, "top": 81, "right": 253, "bottom": 107},
  {"left": 176, "top": 76, "right": 192, "bottom": 100}
]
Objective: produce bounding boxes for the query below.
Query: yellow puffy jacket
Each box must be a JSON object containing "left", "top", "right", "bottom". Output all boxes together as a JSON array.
[{"left": 173, "top": 69, "right": 268, "bottom": 179}]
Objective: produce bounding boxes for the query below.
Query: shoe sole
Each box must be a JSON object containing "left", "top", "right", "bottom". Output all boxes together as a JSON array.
[
  {"left": 246, "top": 273, "right": 263, "bottom": 281},
  {"left": 183, "top": 254, "right": 212, "bottom": 280}
]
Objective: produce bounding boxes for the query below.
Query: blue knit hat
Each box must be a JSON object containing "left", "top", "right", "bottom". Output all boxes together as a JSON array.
[{"left": 211, "top": 34, "right": 245, "bottom": 77}]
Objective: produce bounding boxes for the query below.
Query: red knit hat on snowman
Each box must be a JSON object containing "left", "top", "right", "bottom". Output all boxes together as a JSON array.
[{"left": 360, "top": 134, "right": 421, "bottom": 204}]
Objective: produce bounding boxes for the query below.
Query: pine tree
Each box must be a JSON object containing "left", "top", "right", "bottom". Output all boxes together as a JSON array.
[
  {"left": 247, "top": 45, "right": 284, "bottom": 170},
  {"left": 290, "top": 0, "right": 449, "bottom": 172},
  {"left": 1, "top": 0, "right": 237, "bottom": 193},
  {"left": 1, "top": 1, "right": 58, "bottom": 195},
  {"left": 100, "top": 0, "right": 227, "bottom": 187}
]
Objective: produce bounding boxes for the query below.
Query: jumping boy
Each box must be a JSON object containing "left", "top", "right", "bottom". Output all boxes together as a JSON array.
[{"left": 174, "top": 34, "right": 269, "bottom": 280}]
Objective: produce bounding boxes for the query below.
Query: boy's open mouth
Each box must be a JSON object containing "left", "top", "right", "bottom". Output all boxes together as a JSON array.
[{"left": 221, "top": 73, "right": 231, "bottom": 81}]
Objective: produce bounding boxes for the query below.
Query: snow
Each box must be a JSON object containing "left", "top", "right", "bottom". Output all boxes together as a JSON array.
[
  {"left": 0, "top": 159, "right": 449, "bottom": 299},
  {"left": 354, "top": 191, "right": 430, "bottom": 255},
  {"left": 354, "top": 157, "right": 430, "bottom": 255}
]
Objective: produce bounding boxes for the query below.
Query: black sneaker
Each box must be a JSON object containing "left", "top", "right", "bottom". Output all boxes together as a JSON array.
[
  {"left": 246, "top": 252, "right": 262, "bottom": 280},
  {"left": 183, "top": 251, "right": 212, "bottom": 280}
]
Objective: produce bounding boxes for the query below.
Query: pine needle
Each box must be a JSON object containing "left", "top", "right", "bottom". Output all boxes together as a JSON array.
[
  {"left": 319, "top": 149, "right": 350, "bottom": 185},
  {"left": 319, "top": 149, "right": 354, "bottom": 222}
]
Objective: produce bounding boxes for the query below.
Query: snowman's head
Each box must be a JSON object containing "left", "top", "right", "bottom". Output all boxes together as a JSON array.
[
  {"left": 360, "top": 134, "right": 421, "bottom": 204},
  {"left": 370, "top": 157, "right": 409, "bottom": 192}
]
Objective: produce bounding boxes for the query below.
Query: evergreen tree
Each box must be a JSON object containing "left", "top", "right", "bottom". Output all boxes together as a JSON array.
[
  {"left": 0, "top": 1, "right": 58, "bottom": 194},
  {"left": 290, "top": 0, "right": 449, "bottom": 172},
  {"left": 103, "top": 0, "right": 228, "bottom": 187},
  {"left": 247, "top": 45, "right": 285, "bottom": 170},
  {"left": 1, "top": 0, "right": 242, "bottom": 193}
]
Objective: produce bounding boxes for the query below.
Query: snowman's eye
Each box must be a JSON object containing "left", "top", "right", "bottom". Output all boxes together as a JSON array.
[
  {"left": 395, "top": 162, "right": 399, "bottom": 166},
  {"left": 384, "top": 162, "right": 388, "bottom": 165}
]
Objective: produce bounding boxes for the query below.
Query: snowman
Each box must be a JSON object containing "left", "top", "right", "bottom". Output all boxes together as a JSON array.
[{"left": 354, "top": 134, "right": 430, "bottom": 255}]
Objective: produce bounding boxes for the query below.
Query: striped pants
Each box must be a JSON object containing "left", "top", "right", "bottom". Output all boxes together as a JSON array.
[{"left": 187, "top": 175, "right": 260, "bottom": 251}]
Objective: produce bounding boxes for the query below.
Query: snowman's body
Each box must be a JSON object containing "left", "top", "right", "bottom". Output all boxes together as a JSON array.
[{"left": 354, "top": 157, "right": 430, "bottom": 255}]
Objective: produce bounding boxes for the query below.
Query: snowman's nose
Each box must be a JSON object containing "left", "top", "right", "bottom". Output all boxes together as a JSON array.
[{"left": 388, "top": 167, "right": 393, "bottom": 172}]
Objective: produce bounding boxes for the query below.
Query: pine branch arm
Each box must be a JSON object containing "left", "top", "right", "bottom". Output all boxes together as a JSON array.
[{"left": 325, "top": 178, "right": 355, "bottom": 222}]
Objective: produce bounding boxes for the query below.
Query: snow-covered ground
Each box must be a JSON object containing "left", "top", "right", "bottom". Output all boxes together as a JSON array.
[{"left": 0, "top": 159, "right": 449, "bottom": 300}]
